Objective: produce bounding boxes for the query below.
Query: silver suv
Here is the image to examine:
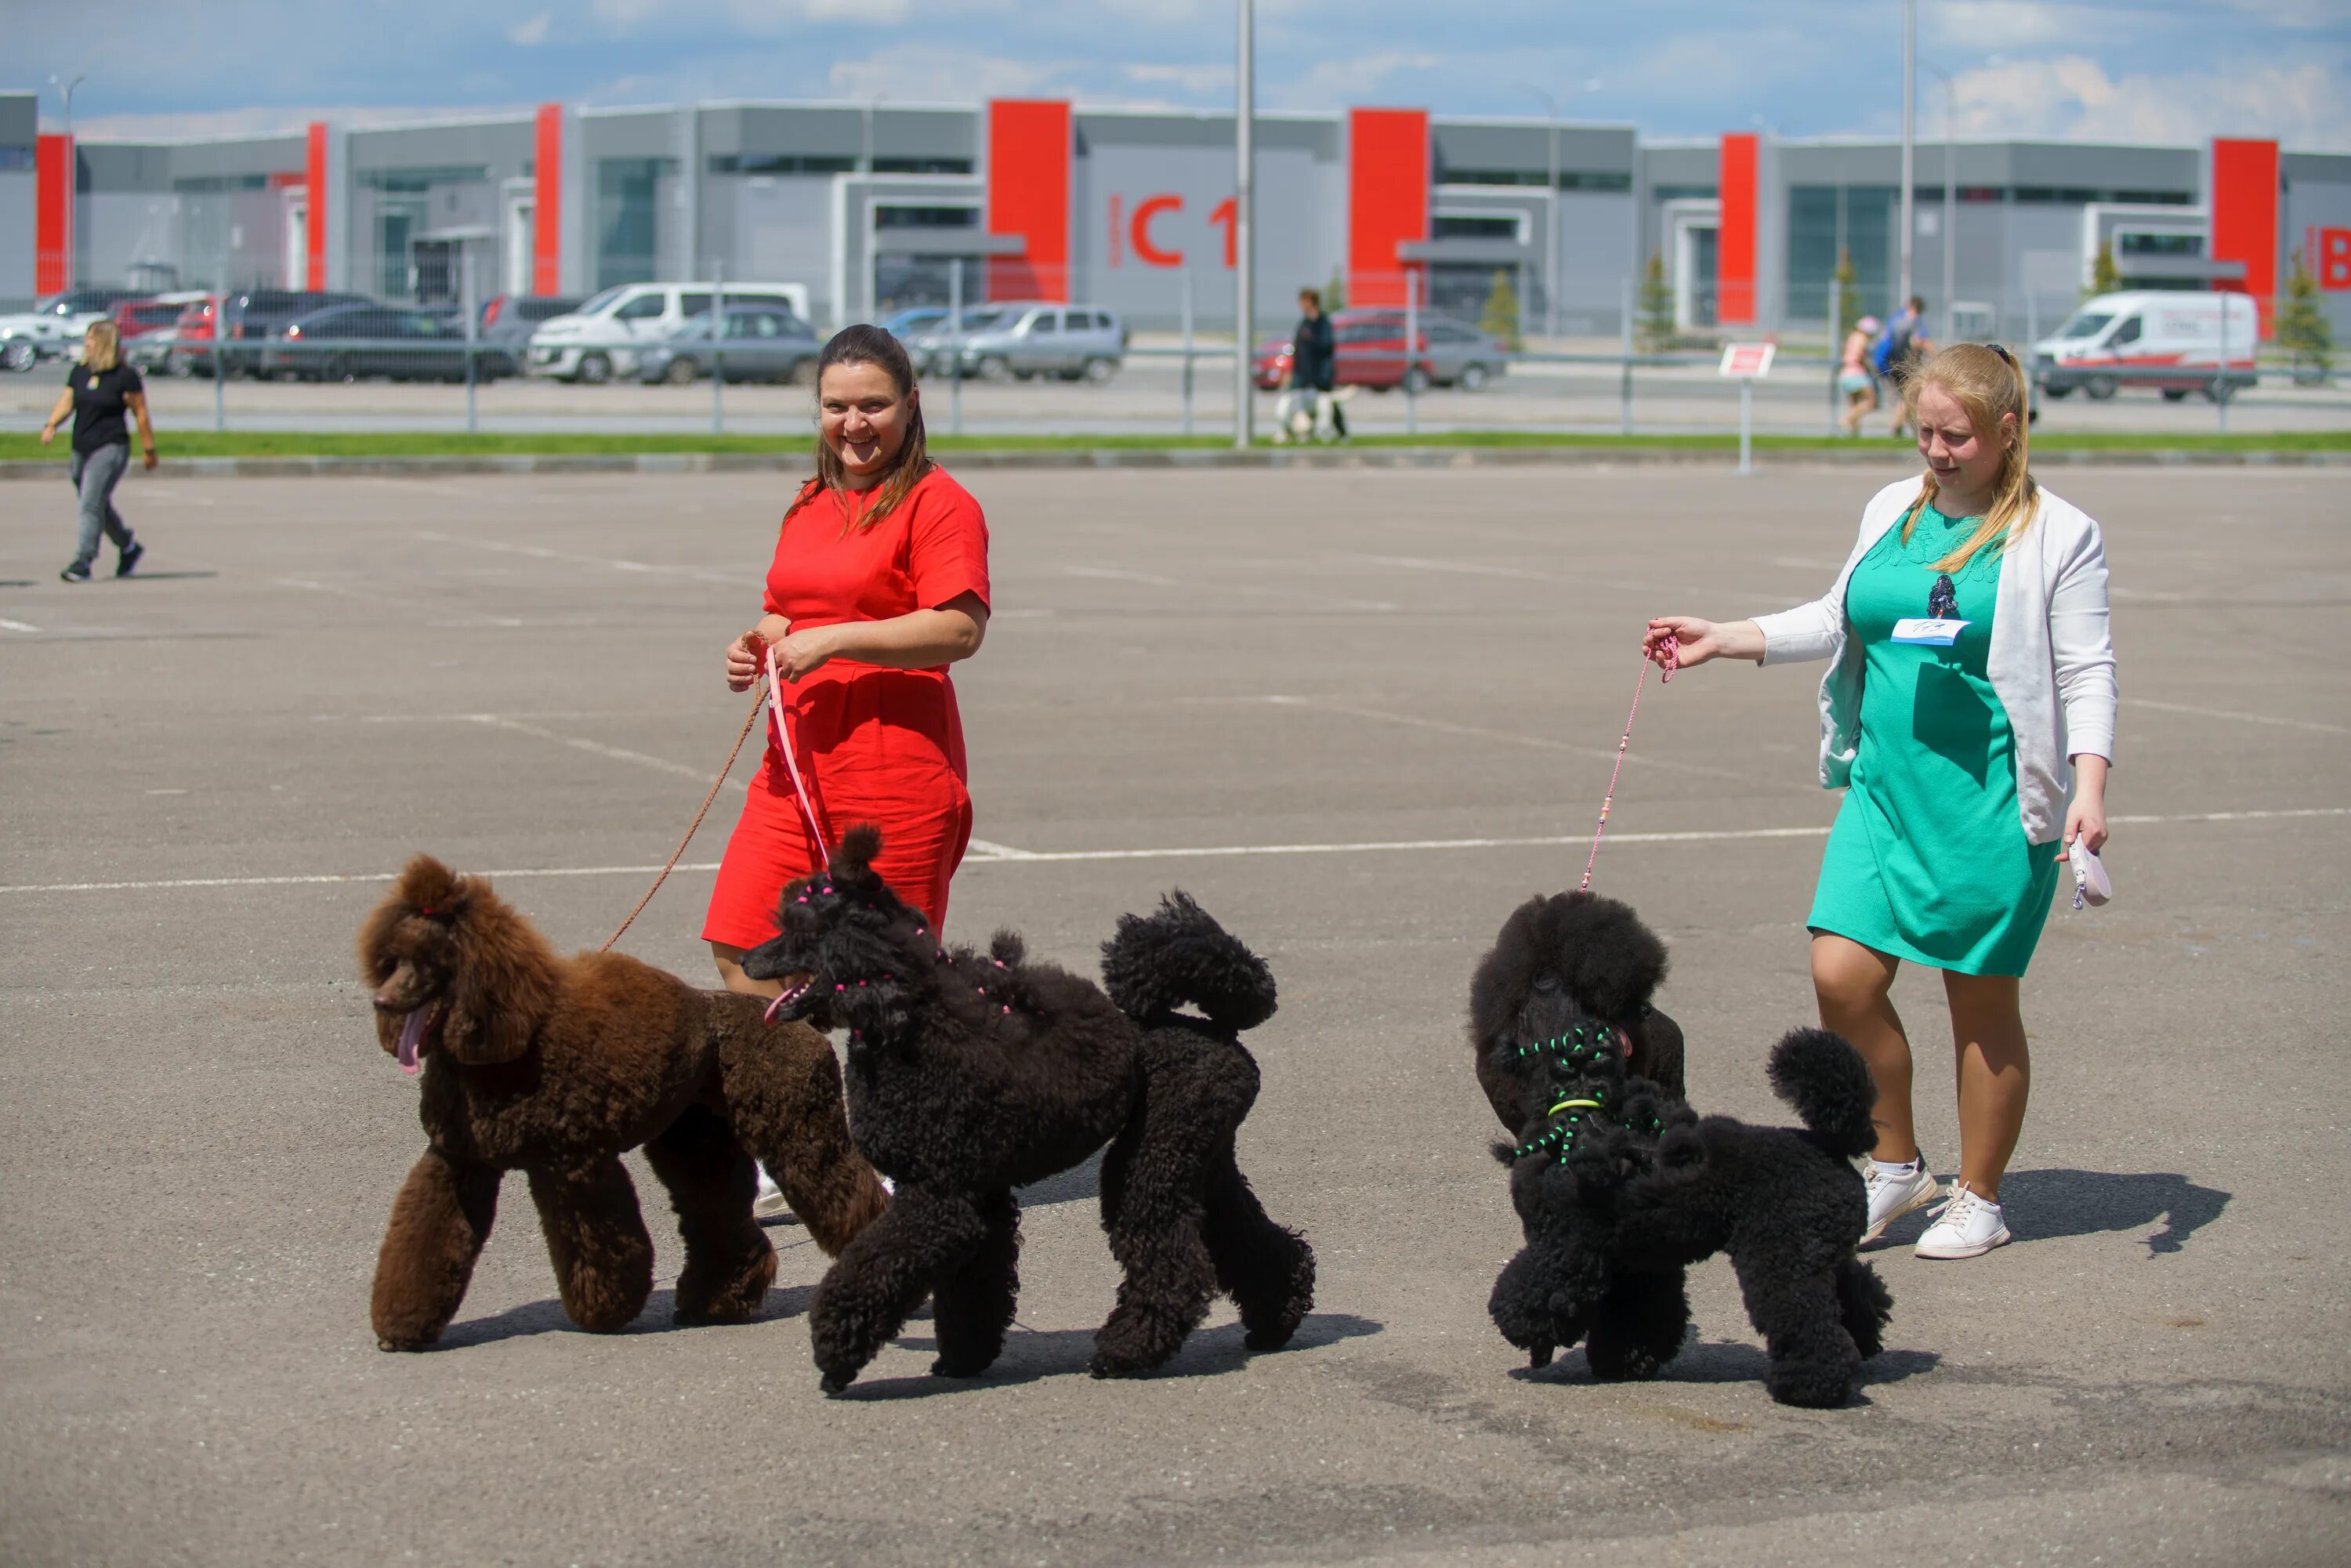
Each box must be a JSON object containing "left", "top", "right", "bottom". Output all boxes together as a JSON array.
[{"left": 955, "top": 303, "right": 1125, "bottom": 383}]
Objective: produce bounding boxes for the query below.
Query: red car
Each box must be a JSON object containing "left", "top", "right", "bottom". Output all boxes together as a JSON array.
[
  {"left": 1252, "top": 308, "right": 1507, "bottom": 394},
  {"left": 111, "top": 297, "right": 192, "bottom": 339}
]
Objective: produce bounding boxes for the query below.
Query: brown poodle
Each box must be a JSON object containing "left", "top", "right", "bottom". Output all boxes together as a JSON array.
[{"left": 358, "top": 855, "right": 886, "bottom": 1350}]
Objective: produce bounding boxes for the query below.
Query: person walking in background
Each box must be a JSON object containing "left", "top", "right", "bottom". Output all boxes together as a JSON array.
[
  {"left": 1838, "top": 314, "right": 1883, "bottom": 436},
  {"left": 1643, "top": 343, "right": 2114, "bottom": 1261},
  {"left": 705, "top": 324, "right": 990, "bottom": 1218},
  {"left": 1879, "top": 296, "right": 1934, "bottom": 439},
  {"left": 38, "top": 319, "right": 154, "bottom": 584},
  {"left": 1288, "top": 287, "right": 1345, "bottom": 441}
]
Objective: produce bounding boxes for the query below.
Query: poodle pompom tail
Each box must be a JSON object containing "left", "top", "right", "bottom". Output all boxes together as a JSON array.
[
  {"left": 1099, "top": 891, "right": 1277, "bottom": 1032},
  {"left": 831, "top": 824, "right": 883, "bottom": 881},
  {"left": 1766, "top": 1028, "right": 1878, "bottom": 1159}
]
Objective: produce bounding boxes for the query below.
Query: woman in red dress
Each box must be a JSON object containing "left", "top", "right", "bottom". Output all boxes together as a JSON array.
[{"left": 705, "top": 324, "right": 991, "bottom": 999}]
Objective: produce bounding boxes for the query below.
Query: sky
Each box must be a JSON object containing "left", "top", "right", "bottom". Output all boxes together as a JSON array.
[{"left": 15, "top": 0, "right": 2351, "bottom": 150}]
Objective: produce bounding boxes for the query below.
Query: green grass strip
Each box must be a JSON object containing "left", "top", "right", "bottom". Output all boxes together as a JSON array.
[{"left": 3, "top": 428, "right": 2346, "bottom": 462}]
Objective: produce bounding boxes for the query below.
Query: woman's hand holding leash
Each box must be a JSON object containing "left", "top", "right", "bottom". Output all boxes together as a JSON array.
[
  {"left": 726, "top": 614, "right": 792, "bottom": 691},
  {"left": 1644, "top": 616, "right": 1764, "bottom": 669}
]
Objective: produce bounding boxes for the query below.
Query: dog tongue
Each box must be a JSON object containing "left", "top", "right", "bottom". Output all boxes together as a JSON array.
[{"left": 396, "top": 1010, "right": 426, "bottom": 1076}]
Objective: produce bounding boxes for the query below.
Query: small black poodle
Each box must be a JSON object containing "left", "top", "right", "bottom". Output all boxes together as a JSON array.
[
  {"left": 742, "top": 827, "right": 1314, "bottom": 1392},
  {"left": 1487, "top": 1022, "right": 1894, "bottom": 1408},
  {"left": 1469, "top": 890, "right": 1688, "bottom": 1135}
]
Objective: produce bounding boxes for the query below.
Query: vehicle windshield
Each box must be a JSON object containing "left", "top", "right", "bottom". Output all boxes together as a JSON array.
[
  {"left": 2054, "top": 310, "right": 2113, "bottom": 340},
  {"left": 574, "top": 287, "right": 629, "bottom": 316},
  {"left": 952, "top": 308, "right": 1004, "bottom": 331}
]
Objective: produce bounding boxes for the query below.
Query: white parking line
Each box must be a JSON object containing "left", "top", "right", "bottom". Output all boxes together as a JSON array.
[
  {"left": 5, "top": 806, "right": 2341, "bottom": 896},
  {"left": 0, "top": 617, "right": 38, "bottom": 632},
  {"left": 460, "top": 714, "right": 748, "bottom": 787},
  {"left": 417, "top": 530, "right": 741, "bottom": 586},
  {"left": 2124, "top": 697, "right": 2349, "bottom": 737}
]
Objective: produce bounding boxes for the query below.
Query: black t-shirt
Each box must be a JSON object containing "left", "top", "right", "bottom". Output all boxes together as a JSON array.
[
  {"left": 1291, "top": 313, "right": 1335, "bottom": 390},
  {"left": 67, "top": 362, "right": 144, "bottom": 454}
]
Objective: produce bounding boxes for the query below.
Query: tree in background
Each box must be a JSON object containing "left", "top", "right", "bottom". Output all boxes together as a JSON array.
[
  {"left": 1324, "top": 265, "right": 1347, "bottom": 315},
  {"left": 2275, "top": 245, "right": 2335, "bottom": 384},
  {"left": 1636, "top": 253, "right": 1675, "bottom": 352},
  {"left": 2086, "top": 242, "right": 2121, "bottom": 299},
  {"left": 1833, "top": 248, "right": 1864, "bottom": 339},
  {"left": 1480, "top": 268, "right": 1523, "bottom": 350}
]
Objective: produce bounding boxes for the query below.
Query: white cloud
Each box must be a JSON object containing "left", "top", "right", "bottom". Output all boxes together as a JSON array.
[
  {"left": 824, "top": 45, "right": 1075, "bottom": 105},
  {"left": 1124, "top": 62, "right": 1233, "bottom": 96},
  {"left": 1947, "top": 55, "right": 2351, "bottom": 148},
  {"left": 1266, "top": 50, "right": 1444, "bottom": 111},
  {"left": 507, "top": 9, "right": 552, "bottom": 45}
]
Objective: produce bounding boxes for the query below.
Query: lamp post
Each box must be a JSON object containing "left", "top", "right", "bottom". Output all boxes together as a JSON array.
[
  {"left": 1233, "top": 0, "right": 1255, "bottom": 448},
  {"left": 49, "top": 72, "right": 85, "bottom": 289},
  {"left": 1925, "top": 64, "right": 1958, "bottom": 343},
  {"left": 1898, "top": 0, "right": 1914, "bottom": 311}
]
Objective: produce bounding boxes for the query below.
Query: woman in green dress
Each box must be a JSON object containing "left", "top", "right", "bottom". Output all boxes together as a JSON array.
[{"left": 1643, "top": 344, "right": 2116, "bottom": 1260}]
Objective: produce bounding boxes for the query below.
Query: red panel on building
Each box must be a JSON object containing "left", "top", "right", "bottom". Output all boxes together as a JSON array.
[
  {"left": 35, "top": 133, "right": 71, "bottom": 295},
  {"left": 1717, "top": 132, "right": 1759, "bottom": 325},
  {"left": 306, "top": 122, "right": 329, "bottom": 291},
  {"left": 1347, "top": 108, "right": 1429, "bottom": 307},
  {"left": 534, "top": 104, "right": 563, "bottom": 296},
  {"left": 2211, "top": 137, "right": 2280, "bottom": 339},
  {"left": 985, "top": 100, "right": 1071, "bottom": 302}
]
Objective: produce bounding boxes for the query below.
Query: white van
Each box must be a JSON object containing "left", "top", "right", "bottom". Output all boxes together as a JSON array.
[
  {"left": 2031, "top": 291, "right": 2258, "bottom": 403},
  {"left": 527, "top": 281, "right": 813, "bottom": 382}
]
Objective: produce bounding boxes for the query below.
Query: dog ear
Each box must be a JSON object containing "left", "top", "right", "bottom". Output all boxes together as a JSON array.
[
  {"left": 440, "top": 876, "right": 559, "bottom": 1066},
  {"left": 1562, "top": 895, "right": 1669, "bottom": 1022}
]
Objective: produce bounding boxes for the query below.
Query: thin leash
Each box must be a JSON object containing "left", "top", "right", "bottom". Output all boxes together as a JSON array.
[
  {"left": 1579, "top": 633, "right": 1676, "bottom": 893},
  {"left": 597, "top": 677, "right": 767, "bottom": 953}
]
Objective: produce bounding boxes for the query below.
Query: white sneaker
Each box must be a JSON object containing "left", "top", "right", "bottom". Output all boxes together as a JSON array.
[
  {"left": 1861, "top": 1162, "right": 1942, "bottom": 1244},
  {"left": 752, "top": 1163, "right": 791, "bottom": 1221},
  {"left": 1914, "top": 1181, "right": 2011, "bottom": 1259}
]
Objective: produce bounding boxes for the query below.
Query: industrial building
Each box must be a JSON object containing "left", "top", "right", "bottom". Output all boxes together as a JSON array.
[{"left": 6, "top": 88, "right": 2347, "bottom": 342}]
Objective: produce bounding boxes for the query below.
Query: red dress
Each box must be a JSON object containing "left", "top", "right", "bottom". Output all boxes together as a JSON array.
[{"left": 704, "top": 466, "right": 991, "bottom": 944}]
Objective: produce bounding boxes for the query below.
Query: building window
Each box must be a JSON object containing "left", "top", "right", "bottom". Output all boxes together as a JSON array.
[
  {"left": 873, "top": 156, "right": 974, "bottom": 176},
  {"left": 0, "top": 146, "right": 34, "bottom": 171},
  {"left": 357, "top": 165, "right": 491, "bottom": 192},
  {"left": 706, "top": 153, "right": 857, "bottom": 176},
  {"left": 596, "top": 157, "right": 676, "bottom": 289},
  {"left": 1433, "top": 212, "right": 1526, "bottom": 242},
  {"left": 1437, "top": 166, "right": 1632, "bottom": 192},
  {"left": 1787, "top": 183, "right": 1897, "bottom": 324},
  {"left": 874, "top": 205, "right": 978, "bottom": 230}
]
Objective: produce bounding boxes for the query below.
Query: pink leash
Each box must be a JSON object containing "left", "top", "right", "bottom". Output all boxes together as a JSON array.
[
  {"left": 765, "top": 646, "right": 832, "bottom": 854},
  {"left": 1580, "top": 635, "right": 1675, "bottom": 893}
]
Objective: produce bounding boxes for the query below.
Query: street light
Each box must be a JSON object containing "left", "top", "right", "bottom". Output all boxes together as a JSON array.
[
  {"left": 1233, "top": 0, "right": 1255, "bottom": 448},
  {"left": 49, "top": 72, "right": 85, "bottom": 291},
  {"left": 1898, "top": 0, "right": 1914, "bottom": 311},
  {"left": 1925, "top": 64, "right": 1958, "bottom": 343}
]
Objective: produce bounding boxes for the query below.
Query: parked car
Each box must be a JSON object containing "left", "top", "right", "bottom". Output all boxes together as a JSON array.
[
  {"left": 112, "top": 292, "right": 210, "bottom": 341},
  {"left": 266, "top": 303, "right": 513, "bottom": 382},
  {"left": 953, "top": 303, "right": 1126, "bottom": 382},
  {"left": 1253, "top": 309, "right": 1507, "bottom": 394},
  {"left": 215, "top": 289, "right": 373, "bottom": 375},
  {"left": 2031, "top": 290, "right": 2259, "bottom": 402},
  {"left": 527, "top": 281, "right": 813, "bottom": 382},
  {"left": 877, "top": 306, "right": 947, "bottom": 346},
  {"left": 904, "top": 306, "right": 1005, "bottom": 375},
  {"left": 0, "top": 288, "right": 145, "bottom": 369},
  {"left": 637, "top": 303, "right": 820, "bottom": 385},
  {"left": 478, "top": 293, "right": 582, "bottom": 350}
]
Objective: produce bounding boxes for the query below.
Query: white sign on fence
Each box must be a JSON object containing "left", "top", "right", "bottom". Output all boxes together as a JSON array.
[{"left": 1718, "top": 342, "right": 1777, "bottom": 378}]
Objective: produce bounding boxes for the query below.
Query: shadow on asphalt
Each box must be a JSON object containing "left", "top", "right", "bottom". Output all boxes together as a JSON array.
[
  {"left": 1509, "top": 1338, "right": 1940, "bottom": 1403},
  {"left": 116, "top": 571, "right": 219, "bottom": 581},
  {"left": 1868, "top": 1168, "right": 2231, "bottom": 1257},
  {"left": 835, "top": 1311, "right": 1386, "bottom": 1400},
  {"left": 1014, "top": 1150, "right": 1103, "bottom": 1208},
  {"left": 433, "top": 1282, "right": 820, "bottom": 1349}
]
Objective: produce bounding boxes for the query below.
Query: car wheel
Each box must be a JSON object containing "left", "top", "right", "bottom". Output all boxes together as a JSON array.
[
  {"left": 577, "top": 351, "right": 611, "bottom": 386},
  {"left": 1458, "top": 363, "right": 1489, "bottom": 392},
  {"left": 326, "top": 353, "right": 357, "bottom": 384},
  {"left": 1, "top": 340, "right": 34, "bottom": 372},
  {"left": 1083, "top": 357, "right": 1118, "bottom": 385},
  {"left": 2040, "top": 383, "right": 2071, "bottom": 400},
  {"left": 2083, "top": 375, "right": 2117, "bottom": 400},
  {"left": 977, "top": 355, "right": 1012, "bottom": 383},
  {"left": 1402, "top": 365, "right": 1432, "bottom": 396},
  {"left": 2160, "top": 387, "right": 2189, "bottom": 402},
  {"left": 664, "top": 357, "right": 698, "bottom": 386}
]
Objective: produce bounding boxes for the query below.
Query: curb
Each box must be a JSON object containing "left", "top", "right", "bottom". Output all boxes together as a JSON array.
[{"left": 2, "top": 445, "right": 2345, "bottom": 480}]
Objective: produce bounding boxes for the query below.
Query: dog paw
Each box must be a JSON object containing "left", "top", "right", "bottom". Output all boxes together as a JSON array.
[
  {"left": 375, "top": 1334, "right": 433, "bottom": 1353},
  {"left": 818, "top": 1371, "right": 853, "bottom": 1396},
  {"left": 930, "top": 1355, "right": 994, "bottom": 1380},
  {"left": 1526, "top": 1344, "right": 1555, "bottom": 1369}
]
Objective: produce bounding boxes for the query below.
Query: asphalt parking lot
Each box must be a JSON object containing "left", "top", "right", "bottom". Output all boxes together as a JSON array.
[{"left": 3, "top": 463, "right": 2346, "bottom": 1566}]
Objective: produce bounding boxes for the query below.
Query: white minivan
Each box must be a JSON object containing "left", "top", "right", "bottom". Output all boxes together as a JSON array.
[
  {"left": 527, "top": 281, "right": 813, "bottom": 383},
  {"left": 2031, "top": 290, "right": 2258, "bottom": 402}
]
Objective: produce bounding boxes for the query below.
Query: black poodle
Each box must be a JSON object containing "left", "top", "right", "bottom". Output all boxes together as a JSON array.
[
  {"left": 1469, "top": 890, "right": 1688, "bottom": 1136},
  {"left": 1487, "top": 1022, "right": 1894, "bottom": 1408},
  {"left": 742, "top": 827, "right": 1314, "bottom": 1392}
]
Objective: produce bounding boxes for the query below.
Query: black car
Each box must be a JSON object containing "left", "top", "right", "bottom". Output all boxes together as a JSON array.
[
  {"left": 222, "top": 289, "right": 372, "bottom": 375},
  {"left": 267, "top": 304, "right": 513, "bottom": 382}
]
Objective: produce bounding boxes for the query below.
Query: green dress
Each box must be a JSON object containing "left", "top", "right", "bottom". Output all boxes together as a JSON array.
[{"left": 1807, "top": 502, "right": 2064, "bottom": 976}]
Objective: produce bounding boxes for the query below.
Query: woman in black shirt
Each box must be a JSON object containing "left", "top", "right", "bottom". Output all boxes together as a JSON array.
[{"left": 39, "top": 319, "right": 156, "bottom": 582}]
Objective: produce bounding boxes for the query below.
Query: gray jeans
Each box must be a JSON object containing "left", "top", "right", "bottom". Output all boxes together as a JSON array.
[{"left": 69, "top": 442, "right": 133, "bottom": 569}]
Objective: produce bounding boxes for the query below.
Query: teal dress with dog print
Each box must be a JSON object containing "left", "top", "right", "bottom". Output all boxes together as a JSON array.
[{"left": 1806, "top": 502, "right": 2065, "bottom": 976}]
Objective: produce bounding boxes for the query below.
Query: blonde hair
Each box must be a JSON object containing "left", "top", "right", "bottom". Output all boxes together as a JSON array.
[
  {"left": 81, "top": 319, "right": 121, "bottom": 374},
  {"left": 1899, "top": 342, "right": 2037, "bottom": 571}
]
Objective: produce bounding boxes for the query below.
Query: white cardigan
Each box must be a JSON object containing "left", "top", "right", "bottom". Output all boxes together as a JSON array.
[{"left": 1751, "top": 476, "right": 2117, "bottom": 846}]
